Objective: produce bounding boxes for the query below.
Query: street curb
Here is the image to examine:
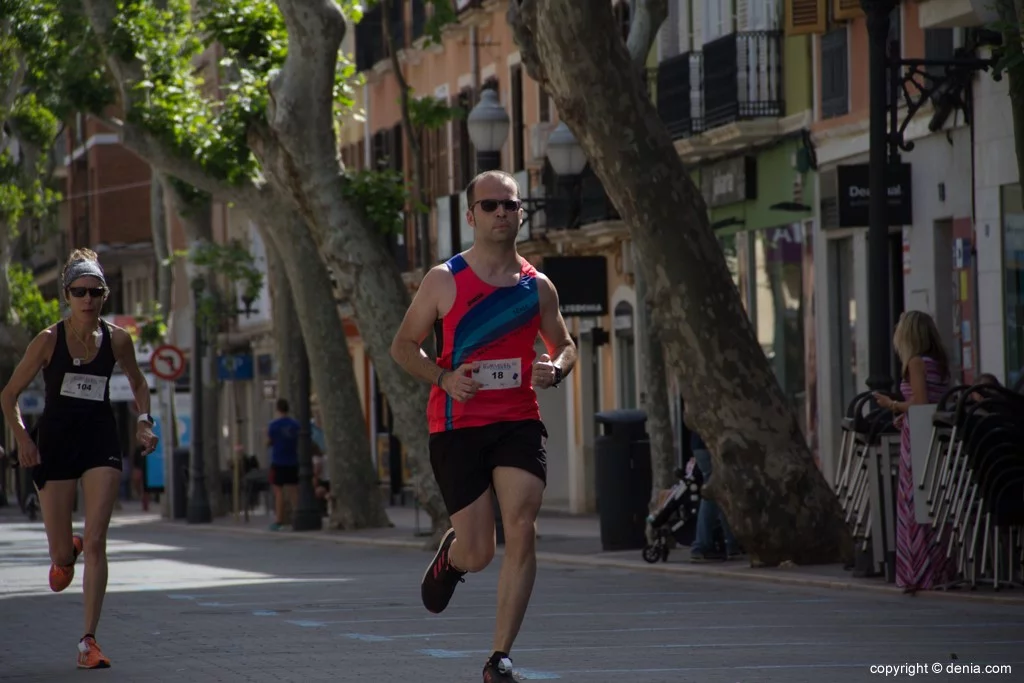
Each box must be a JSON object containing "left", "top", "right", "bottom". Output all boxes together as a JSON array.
[{"left": 146, "top": 520, "right": 1024, "bottom": 606}]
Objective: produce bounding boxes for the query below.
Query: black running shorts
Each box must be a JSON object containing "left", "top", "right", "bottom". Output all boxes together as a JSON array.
[
  {"left": 428, "top": 419, "right": 548, "bottom": 515},
  {"left": 31, "top": 416, "right": 122, "bottom": 490},
  {"left": 269, "top": 464, "right": 299, "bottom": 486}
]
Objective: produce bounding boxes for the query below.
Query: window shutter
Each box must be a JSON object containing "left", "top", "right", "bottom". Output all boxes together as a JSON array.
[
  {"left": 785, "top": 0, "right": 825, "bottom": 36},
  {"left": 833, "top": 0, "right": 863, "bottom": 21}
]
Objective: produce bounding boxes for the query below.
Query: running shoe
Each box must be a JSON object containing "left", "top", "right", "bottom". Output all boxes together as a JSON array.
[
  {"left": 482, "top": 655, "right": 520, "bottom": 682},
  {"left": 421, "top": 528, "right": 465, "bottom": 614},
  {"left": 49, "top": 534, "right": 83, "bottom": 592},
  {"left": 77, "top": 636, "right": 111, "bottom": 669}
]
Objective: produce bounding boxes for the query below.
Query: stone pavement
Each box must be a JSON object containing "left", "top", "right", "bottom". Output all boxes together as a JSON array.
[
  {"left": 152, "top": 502, "right": 1024, "bottom": 606},
  {"left": 2, "top": 514, "right": 1023, "bottom": 683}
]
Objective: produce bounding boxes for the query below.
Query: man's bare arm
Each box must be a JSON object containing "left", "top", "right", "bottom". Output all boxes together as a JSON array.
[
  {"left": 390, "top": 266, "right": 455, "bottom": 386},
  {"left": 537, "top": 274, "right": 577, "bottom": 377}
]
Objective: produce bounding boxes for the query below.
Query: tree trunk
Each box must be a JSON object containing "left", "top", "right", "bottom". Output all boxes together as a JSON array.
[
  {"left": 636, "top": 262, "right": 676, "bottom": 493},
  {"left": 254, "top": 0, "right": 448, "bottom": 533},
  {"left": 381, "top": 0, "right": 432, "bottom": 274},
  {"left": 508, "top": 0, "right": 852, "bottom": 566},
  {"left": 161, "top": 185, "right": 224, "bottom": 517},
  {"left": 254, "top": 198, "right": 390, "bottom": 529},
  {"left": 151, "top": 170, "right": 173, "bottom": 319},
  {"left": 998, "top": 0, "right": 1024, "bottom": 190},
  {"left": 622, "top": 0, "right": 676, "bottom": 497}
]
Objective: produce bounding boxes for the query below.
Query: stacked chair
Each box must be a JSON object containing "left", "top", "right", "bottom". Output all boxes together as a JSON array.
[{"left": 834, "top": 379, "right": 1024, "bottom": 591}]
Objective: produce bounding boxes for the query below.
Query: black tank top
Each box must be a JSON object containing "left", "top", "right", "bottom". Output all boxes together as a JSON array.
[{"left": 42, "top": 320, "right": 117, "bottom": 422}]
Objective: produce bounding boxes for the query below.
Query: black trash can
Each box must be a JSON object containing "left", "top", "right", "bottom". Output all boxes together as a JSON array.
[
  {"left": 173, "top": 447, "right": 190, "bottom": 520},
  {"left": 594, "top": 409, "right": 652, "bottom": 551}
]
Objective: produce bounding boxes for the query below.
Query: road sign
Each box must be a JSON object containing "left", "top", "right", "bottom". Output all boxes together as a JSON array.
[{"left": 150, "top": 344, "right": 187, "bottom": 381}]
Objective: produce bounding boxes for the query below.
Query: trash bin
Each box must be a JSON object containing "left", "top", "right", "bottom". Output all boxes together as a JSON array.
[
  {"left": 173, "top": 447, "right": 190, "bottom": 520},
  {"left": 594, "top": 409, "right": 652, "bottom": 551}
]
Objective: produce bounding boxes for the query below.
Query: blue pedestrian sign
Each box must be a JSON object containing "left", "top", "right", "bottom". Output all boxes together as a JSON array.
[{"left": 217, "top": 353, "right": 254, "bottom": 381}]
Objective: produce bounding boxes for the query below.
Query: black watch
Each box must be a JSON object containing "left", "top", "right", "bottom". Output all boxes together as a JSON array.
[{"left": 552, "top": 366, "right": 564, "bottom": 388}]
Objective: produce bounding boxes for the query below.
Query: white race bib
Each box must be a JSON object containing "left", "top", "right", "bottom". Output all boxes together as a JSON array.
[
  {"left": 60, "top": 373, "right": 107, "bottom": 402},
  {"left": 474, "top": 358, "right": 522, "bottom": 390}
]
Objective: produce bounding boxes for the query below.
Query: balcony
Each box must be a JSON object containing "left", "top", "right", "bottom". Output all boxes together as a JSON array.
[
  {"left": 656, "top": 52, "right": 702, "bottom": 140},
  {"left": 659, "top": 31, "right": 791, "bottom": 163}
]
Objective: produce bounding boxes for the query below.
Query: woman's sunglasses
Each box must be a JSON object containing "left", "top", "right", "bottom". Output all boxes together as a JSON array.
[
  {"left": 68, "top": 287, "right": 108, "bottom": 299},
  {"left": 472, "top": 199, "right": 522, "bottom": 213}
]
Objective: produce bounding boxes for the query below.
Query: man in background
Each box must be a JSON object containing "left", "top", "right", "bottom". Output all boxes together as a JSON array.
[{"left": 266, "top": 398, "right": 300, "bottom": 530}]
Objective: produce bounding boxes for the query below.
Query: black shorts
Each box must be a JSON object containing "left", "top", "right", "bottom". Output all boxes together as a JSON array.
[
  {"left": 269, "top": 464, "right": 299, "bottom": 486},
  {"left": 32, "top": 417, "right": 122, "bottom": 490},
  {"left": 429, "top": 419, "right": 547, "bottom": 515}
]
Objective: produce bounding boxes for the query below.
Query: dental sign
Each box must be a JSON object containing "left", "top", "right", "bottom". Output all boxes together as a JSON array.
[{"left": 836, "top": 162, "right": 913, "bottom": 228}]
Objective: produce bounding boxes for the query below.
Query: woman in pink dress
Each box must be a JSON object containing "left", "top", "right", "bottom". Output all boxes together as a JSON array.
[{"left": 873, "top": 310, "right": 955, "bottom": 592}]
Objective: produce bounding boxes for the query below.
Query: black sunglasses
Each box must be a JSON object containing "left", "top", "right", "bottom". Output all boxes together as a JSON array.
[
  {"left": 473, "top": 199, "right": 521, "bottom": 213},
  {"left": 68, "top": 287, "right": 108, "bottom": 299}
]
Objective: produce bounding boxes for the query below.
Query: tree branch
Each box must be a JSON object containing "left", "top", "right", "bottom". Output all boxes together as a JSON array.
[
  {"left": 507, "top": 0, "right": 548, "bottom": 89},
  {"left": 626, "top": 0, "right": 667, "bottom": 67},
  {"left": 1, "top": 51, "right": 27, "bottom": 118}
]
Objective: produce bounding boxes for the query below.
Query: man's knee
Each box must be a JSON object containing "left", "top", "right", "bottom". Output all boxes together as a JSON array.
[
  {"left": 503, "top": 518, "right": 537, "bottom": 556},
  {"left": 456, "top": 538, "right": 495, "bottom": 572},
  {"left": 83, "top": 535, "right": 107, "bottom": 559}
]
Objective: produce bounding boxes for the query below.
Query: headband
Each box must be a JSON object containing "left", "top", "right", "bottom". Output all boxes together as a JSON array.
[{"left": 64, "top": 260, "right": 107, "bottom": 289}]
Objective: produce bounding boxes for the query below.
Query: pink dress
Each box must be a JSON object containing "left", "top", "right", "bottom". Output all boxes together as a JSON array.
[{"left": 896, "top": 355, "right": 955, "bottom": 590}]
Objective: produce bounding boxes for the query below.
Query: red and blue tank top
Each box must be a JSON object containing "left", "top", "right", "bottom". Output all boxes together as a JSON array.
[{"left": 427, "top": 254, "right": 542, "bottom": 433}]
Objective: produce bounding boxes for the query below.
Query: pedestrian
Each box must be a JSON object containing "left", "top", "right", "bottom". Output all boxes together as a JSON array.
[
  {"left": 872, "top": 310, "right": 954, "bottom": 593},
  {"left": 266, "top": 397, "right": 300, "bottom": 530},
  {"left": 688, "top": 427, "right": 741, "bottom": 562},
  {"left": 390, "top": 169, "right": 577, "bottom": 682},
  {"left": 0, "top": 248, "right": 158, "bottom": 669}
]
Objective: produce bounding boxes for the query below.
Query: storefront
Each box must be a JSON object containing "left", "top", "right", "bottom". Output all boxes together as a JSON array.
[
  {"left": 687, "top": 138, "right": 818, "bottom": 455},
  {"left": 812, "top": 124, "right": 975, "bottom": 481}
]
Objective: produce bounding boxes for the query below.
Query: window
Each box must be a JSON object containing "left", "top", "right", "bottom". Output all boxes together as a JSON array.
[
  {"left": 355, "top": 4, "right": 384, "bottom": 71},
  {"left": 614, "top": 301, "right": 637, "bottom": 409},
  {"left": 753, "top": 225, "right": 806, "bottom": 419},
  {"left": 1000, "top": 184, "right": 1024, "bottom": 387},
  {"left": 820, "top": 27, "right": 848, "bottom": 119}
]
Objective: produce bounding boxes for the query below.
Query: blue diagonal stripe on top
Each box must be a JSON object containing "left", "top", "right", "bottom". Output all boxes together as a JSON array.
[{"left": 450, "top": 276, "right": 539, "bottom": 368}]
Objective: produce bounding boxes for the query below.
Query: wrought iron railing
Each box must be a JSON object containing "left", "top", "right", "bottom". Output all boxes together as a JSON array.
[
  {"left": 656, "top": 51, "right": 702, "bottom": 139},
  {"left": 701, "top": 30, "right": 784, "bottom": 131}
]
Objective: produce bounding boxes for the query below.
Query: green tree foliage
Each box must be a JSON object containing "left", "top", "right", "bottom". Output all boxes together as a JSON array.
[{"left": 7, "top": 262, "right": 60, "bottom": 333}]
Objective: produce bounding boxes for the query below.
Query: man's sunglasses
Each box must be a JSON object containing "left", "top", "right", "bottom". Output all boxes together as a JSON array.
[
  {"left": 472, "top": 199, "right": 522, "bottom": 213},
  {"left": 68, "top": 287, "right": 108, "bottom": 299}
]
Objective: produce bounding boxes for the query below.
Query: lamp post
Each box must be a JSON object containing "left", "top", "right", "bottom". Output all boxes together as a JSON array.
[
  {"left": 861, "top": 0, "right": 896, "bottom": 395},
  {"left": 467, "top": 88, "right": 510, "bottom": 173},
  {"left": 185, "top": 240, "right": 212, "bottom": 524}
]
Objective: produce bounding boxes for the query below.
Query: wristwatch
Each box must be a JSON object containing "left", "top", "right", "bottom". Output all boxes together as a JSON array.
[
  {"left": 137, "top": 413, "right": 155, "bottom": 426},
  {"left": 552, "top": 366, "right": 564, "bottom": 388}
]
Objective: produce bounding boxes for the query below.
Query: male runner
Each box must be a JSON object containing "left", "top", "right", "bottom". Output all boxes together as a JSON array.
[{"left": 391, "top": 169, "right": 577, "bottom": 682}]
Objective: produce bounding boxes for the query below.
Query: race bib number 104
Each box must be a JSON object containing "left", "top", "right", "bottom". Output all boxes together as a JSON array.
[
  {"left": 474, "top": 358, "right": 522, "bottom": 390},
  {"left": 60, "top": 373, "right": 107, "bottom": 402}
]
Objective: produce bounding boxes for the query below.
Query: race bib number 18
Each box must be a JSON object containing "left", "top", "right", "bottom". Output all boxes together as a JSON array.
[
  {"left": 60, "top": 373, "right": 107, "bottom": 402},
  {"left": 474, "top": 358, "right": 522, "bottom": 390}
]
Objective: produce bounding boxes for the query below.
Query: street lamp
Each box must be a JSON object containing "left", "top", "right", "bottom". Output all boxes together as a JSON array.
[
  {"left": 545, "top": 121, "right": 588, "bottom": 177},
  {"left": 185, "top": 239, "right": 212, "bottom": 524},
  {"left": 467, "top": 88, "right": 510, "bottom": 173},
  {"left": 544, "top": 121, "right": 587, "bottom": 229}
]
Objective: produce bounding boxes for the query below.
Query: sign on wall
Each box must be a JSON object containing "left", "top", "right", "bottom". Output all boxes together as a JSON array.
[
  {"left": 540, "top": 255, "right": 608, "bottom": 317},
  {"left": 700, "top": 155, "right": 757, "bottom": 208},
  {"left": 836, "top": 163, "right": 913, "bottom": 227}
]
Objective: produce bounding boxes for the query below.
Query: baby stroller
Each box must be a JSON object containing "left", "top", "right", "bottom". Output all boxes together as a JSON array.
[{"left": 642, "top": 463, "right": 703, "bottom": 563}]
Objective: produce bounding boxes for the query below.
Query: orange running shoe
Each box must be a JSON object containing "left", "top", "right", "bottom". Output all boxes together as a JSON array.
[
  {"left": 49, "top": 534, "right": 83, "bottom": 593},
  {"left": 76, "top": 636, "right": 111, "bottom": 669}
]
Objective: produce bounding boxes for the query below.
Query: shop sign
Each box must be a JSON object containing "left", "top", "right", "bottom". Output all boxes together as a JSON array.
[
  {"left": 541, "top": 255, "right": 608, "bottom": 317},
  {"left": 701, "top": 156, "right": 757, "bottom": 208},
  {"left": 836, "top": 163, "right": 913, "bottom": 227}
]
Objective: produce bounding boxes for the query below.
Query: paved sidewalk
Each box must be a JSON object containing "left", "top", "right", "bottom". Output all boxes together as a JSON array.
[{"left": 137, "top": 502, "right": 1024, "bottom": 606}]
